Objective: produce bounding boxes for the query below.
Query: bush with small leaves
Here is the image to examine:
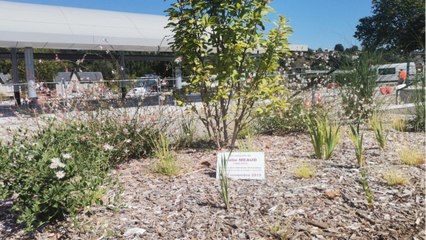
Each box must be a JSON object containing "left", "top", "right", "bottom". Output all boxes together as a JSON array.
[{"left": 0, "top": 116, "right": 158, "bottom": 232}]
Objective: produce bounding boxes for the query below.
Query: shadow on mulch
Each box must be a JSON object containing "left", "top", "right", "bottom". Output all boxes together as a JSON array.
[
  {"left": 186, "top": 139, "right": 217, "bottom": 151},
  {"left": 0, "top": 200, "right": 28, "bottom": 239}
]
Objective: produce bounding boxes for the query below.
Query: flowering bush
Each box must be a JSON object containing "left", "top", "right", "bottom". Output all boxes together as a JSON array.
[
  {"left": 0, "top": 116, "right": 158, "bottom": 232},
  {"left": 335, "top": 51, "right": 381, "bottom": 119},
  {"left": 256, "top": 99, "right": 314, "bottom": 135}
]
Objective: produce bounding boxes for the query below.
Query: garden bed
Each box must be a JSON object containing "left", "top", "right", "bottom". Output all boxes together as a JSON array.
[{"left": 3, "top": 130, "right": 423, "bottom": 239}]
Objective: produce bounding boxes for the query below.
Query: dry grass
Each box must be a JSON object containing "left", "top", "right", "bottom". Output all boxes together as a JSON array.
[
  {"left": 383, "top": 169, "right": 409, "bottom": 186},
  {"left": 398, "top": 147, "right": 425, "bottom": 165},
  {"left": 391, "top": 117, "right": 407, "bottom": 132},
  {"left": 294, "top": 162, "right": 315, "bottom": 179}
]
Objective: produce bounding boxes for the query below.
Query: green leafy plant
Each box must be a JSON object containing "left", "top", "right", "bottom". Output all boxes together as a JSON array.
[
  {"left": 383, "top": 169, "right": 409, "bottom": 186},
  {"left": 305, "top": 114, "right": 341, "bottom": 160},
  {"left": 153, "top": 133, "right": 178, "bottom": 176},
  {"left": 410, "top": 76, "right": 425, "bottom": 131},
  {"left": 166, "top": 0, "right": 291, "bottom": 148},
  {"left": 237, "top": 127, "right": 257, "bottom": 152},
  {"left": 360, "top": 169, "right": 374, "bottom": 209},
  {"left": 335, "top": 51, "right": 382, "bottom": 119},
  {"left": 0, "top": 112, "right": 158, "bottom": 232},
  {"left": 348, "top": 122, "right": 365, "bottom": 167},
  {"left": 256, "top": 98, "right": 308, "bottom": 135},
  {"left": 218, "top": 153, "right": 230, "bottom": 210},
  {"left": 294, "top": 162, "right": 315, "bottom": 179},
  {"left": 369, "top": 112, "right": 387, "bottom": 150},
  {"left": 176, "top": 114, "right": 196, "bottom": 148}
]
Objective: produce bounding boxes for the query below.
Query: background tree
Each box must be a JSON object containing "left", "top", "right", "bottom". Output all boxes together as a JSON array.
[
  {"left": 167, "top": 0, "right": 291, "bottom": 148},
  {"left": 334, "top": 43, "right": 345, "bottom": 52},
  {"left": 354, "top": 0, "right": 425, "bottom": 54}
]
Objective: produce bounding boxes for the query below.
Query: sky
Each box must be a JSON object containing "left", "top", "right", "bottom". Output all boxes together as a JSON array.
[{"left": 4, "top": 0, "right": 373, "bottom": 50}]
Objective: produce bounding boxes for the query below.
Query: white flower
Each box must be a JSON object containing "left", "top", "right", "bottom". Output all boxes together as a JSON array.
[
  {"left": 123, "top": 128, "right": 129, "bottom": 135},
  {"left": 50, "top": 158, "right": 65, "bottom": 169},
  {"left": 51, "top": 158, "right": 61, "bottom": 164},
  {"left": 103, "top": 144, "right": 113, "bottom": 151},
  {"left": 125, "top": 139, "right": 131, "bottom": 143},
  {"left": 62, "top": 153, "right": 72, "bottom": 160},
  {"left": 55, "top": 171, "right": 65, "bottom": 179},
  {"left": 28, "top": 155, "right": 34, "bottom": 161},
  {"left": 49, "top": 162, "right": 58, "bottom": 169}
]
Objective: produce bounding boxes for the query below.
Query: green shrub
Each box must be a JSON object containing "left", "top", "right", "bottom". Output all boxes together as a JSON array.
[
  {"left": 0, "top": 117, "right": 157, "bottom": 232},
  {"left": 256, "top": 99, "right": 307, "bottom": 135},
  {"left": 305, "top": 114, "right": 341, "bottom": 160},
  {"left": 335, "top": 51, "right": 382, "bottom": 119}
]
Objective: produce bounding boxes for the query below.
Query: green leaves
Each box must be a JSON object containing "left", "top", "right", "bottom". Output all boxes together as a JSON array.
[
  {"left": 355, "top": 0, "right": 425, "bottom": 53},
  {"left": 167, "top": 0, "right": 291, "bottom": 147},
  {"left": 348, "top": 121, "right": 364, "bottom": 167},
  {"left": 0, "top": 117, "right": 158, "bottom": 232},
  {"left": 305, "top": 114, "right": 341, "bottom": 160}
]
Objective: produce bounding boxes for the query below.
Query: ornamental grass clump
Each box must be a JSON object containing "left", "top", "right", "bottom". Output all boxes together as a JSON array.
[
  {"left": 294, "top": 162, "right": 315, "bottom": 179},
  {"left": 383, "top": 169, "right": 409, "bottom": 186},
  {"left": 176, "top": 115, "right": 196, "bottom": 149},
  {"left": 398, "top": 147, "right": 425, "bottom": 165},
  {"left": 154, "top": 133, "right": 179, "bottom": 176},
  {"left": 305, "top": 114, "right": 341, "bottom": 160},
  {"left": 348, "top": 122, "right": 365, "bottom": 167},
  {"left": 369, "top": 112, "right": 387, "bottom": 150},
  {"left": 391, "top": 117, "right": 408, "bottom": 132},
  {"left": 218, "top": 153, "right": 230, "bottom": 210}
]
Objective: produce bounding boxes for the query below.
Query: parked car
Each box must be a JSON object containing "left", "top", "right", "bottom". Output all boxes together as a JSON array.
[{"left": 126, "top": 78, "right": 159, "bottom": 98}]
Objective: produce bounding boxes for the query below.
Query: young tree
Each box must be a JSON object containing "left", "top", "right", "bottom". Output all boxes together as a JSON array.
[{"left": 166, "top": 0, "right": 291, "bottom": 148}]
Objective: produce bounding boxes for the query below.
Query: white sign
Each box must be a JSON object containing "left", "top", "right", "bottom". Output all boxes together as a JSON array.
[{"left": 216, "top": 152, "right": 265, "bottom": 180}]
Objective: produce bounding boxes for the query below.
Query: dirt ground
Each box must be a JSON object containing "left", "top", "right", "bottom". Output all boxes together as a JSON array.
[{"left": 1, "top": 128, "right": 419, "bottom": 239}]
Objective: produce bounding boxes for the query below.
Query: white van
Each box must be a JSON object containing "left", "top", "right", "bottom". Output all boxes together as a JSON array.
[{"left": 376, "top": 62, "right": 416, "bottom": 84}]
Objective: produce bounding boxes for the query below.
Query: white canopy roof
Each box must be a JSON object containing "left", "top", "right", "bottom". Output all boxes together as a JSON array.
[
  {"left": 0, "top": 1, "right": 172, "bottom": 52},
  {"left": 0, "top": 1, "right": 307, "bottom": 53}
]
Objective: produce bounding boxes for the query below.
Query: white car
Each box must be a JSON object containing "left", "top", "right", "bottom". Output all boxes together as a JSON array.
[{"left": 126, "top": 79, "right": 158, "bottom": 98}]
